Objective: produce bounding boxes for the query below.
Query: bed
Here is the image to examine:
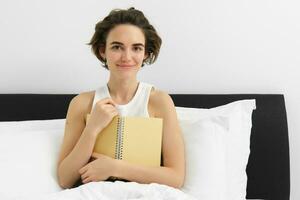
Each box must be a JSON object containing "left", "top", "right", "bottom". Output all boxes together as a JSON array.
[{"left": 0, "top": 93, "right": 290, "bottom": 200}]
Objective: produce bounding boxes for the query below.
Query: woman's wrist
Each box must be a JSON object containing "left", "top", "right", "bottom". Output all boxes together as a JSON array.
[{"left": 82, "top": 126, "right": 99, "bottom": 140}]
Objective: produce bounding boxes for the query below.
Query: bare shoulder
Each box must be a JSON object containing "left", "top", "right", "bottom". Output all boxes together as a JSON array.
[
  {"left": 67, "top": 90, "right": 95, "bottom": 121},
  {"left": 149, "top": 89, "right": 175, "bottom": 117}
]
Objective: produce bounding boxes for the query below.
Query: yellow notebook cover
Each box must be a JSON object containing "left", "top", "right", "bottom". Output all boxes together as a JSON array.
[{"left": 86, "top": 114, "right": 163, "bottom": 167}]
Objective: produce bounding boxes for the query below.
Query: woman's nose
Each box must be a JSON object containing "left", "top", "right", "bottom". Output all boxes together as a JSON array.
[{"left": 121, "top": 49, "right": 132, "bottom": 61}]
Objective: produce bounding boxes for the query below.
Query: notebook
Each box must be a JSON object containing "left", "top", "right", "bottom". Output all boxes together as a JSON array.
[{"left": 86, "top": 114, "right": 163, "bottom": 167}]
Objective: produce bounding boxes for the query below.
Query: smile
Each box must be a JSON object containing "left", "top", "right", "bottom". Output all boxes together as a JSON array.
[
  {"left": 117, "top": 64, "right": 136, "bottom": 70},
  {"left": 118, "top": 64, "right": 134, "bottom": 68}
]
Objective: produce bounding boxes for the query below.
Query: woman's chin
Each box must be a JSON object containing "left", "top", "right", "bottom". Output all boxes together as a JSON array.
[{"left": 115, "top": 71, "right": 138, "bottom": 79}]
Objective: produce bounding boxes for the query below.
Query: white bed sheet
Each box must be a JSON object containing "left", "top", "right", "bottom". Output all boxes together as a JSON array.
[{"left": 8, "top": 181, "right": 197, "bottom": 200}]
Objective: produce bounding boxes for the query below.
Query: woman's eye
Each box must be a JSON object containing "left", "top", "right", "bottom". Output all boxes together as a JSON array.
[
  {"left": 134, "top": 47, "right": 143, "bottom": 51},
  {"left": 111, "top": 46, "right": 143, "bottom": 52},
  {"left": 112, "top": 46, "right": 121, "bottom": 50}
]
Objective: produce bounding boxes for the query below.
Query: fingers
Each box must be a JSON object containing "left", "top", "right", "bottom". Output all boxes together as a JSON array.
[
  {"left": 99, "top": 106, "right": 119, "bottom": 118},
  {"left": 107, "top": 107, "right": 119, "bottom": 117},
  {"left": 79, "top": 165, "right": 88, "bottom": 175},
  {"left": 104, "top": 105, "right": 118, "bottom": 112},
  {"left": 91, "top": 104, "right": 118, "bottom": 119},
  {"left": 81, "top": 171, "right": 93, "bottom": 184},
  {"left": 81, "top": 171, "right": 88, "bottom": 181},
  {"left": 80, "top": 168, "right": 96, "bottom": 184},
  {"left": 79, "top": 166, "right": 92, "bottom": 184},
  {"left": 97, "top": 97, "right": 117, "bottom": 107},
  {"left": 82, "top": 177, "right": 91, "bottom": 184},
  {"left": 94, "top": 97, "right": 119, "bottom": 116}
]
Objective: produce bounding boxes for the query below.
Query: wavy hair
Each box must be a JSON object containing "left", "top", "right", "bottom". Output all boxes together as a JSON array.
[{"left": 87, "top": 7, "right": 162, "bottom": 69}]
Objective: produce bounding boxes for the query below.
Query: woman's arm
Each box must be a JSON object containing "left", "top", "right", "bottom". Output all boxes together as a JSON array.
[
  {"left": 114, "top": 160, "right": 184, "bottom": 188},
  {"left": 113, "top": 91, "right": 185, "bottom": 188},
  {"left": 57, "top": 93, "right": 98, "bottom": 189}
]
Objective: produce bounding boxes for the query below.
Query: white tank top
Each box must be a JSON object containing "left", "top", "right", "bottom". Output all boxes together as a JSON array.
[{"left": 91, "top": 81, "right": 154, "bottom": 117}]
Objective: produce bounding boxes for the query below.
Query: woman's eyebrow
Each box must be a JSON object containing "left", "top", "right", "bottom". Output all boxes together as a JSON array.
[
  {"left": 132, "top": 43, "right": 145, "bottom": 47},
  {"left": 110, "top": 41, "right": 145, "bottom": 47}
]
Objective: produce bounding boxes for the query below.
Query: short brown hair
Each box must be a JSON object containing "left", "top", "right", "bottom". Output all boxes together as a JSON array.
[{"left": 88, "top": 7, "right": 162, "bottom": 69}]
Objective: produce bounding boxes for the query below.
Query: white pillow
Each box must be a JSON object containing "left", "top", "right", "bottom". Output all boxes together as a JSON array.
[
  {"left": 0, "top": 119, "right": 65, "bottom": 199},
  {"left": 179, "top": 116, "right": 228, "bottom": 199},
  {"left": 176, "top": 99, "right": 256, "bottom": 200},
  {"left": 0, "top": 118, "right": 66, "bottom": 132}
]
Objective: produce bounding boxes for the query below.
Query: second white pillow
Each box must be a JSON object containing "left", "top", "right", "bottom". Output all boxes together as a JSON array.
[{"left": 176, "top": 99, "right": 256, "bottom": 200}]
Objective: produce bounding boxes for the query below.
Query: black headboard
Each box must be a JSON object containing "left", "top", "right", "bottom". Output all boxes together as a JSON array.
[{"left": 0, "top": 94, "right": 290, "bottom": 200}]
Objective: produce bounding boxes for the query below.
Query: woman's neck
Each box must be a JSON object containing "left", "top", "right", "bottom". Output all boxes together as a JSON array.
[{"left": 107, "top": 78, "right": 139, "bottom": 105}]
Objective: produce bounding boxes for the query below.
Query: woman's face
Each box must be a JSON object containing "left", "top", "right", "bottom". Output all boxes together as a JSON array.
[{"left": 100, "top": 24, "right": 148, "bottom": 79}]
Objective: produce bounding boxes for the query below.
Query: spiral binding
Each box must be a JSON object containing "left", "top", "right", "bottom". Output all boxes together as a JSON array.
[
  {"left": 115, "top": 117, "right": 125, "bottom": 160},
  {"left": 119, "top": 117, "right": 125, "bottom": 160},
  {"left": 115, "top": 117, "right": 120, "bottom": 159}
]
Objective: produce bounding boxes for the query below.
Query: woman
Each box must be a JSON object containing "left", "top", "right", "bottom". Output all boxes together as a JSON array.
[{"left": 57, "top": 7, "right": 185, "bottom": 189}]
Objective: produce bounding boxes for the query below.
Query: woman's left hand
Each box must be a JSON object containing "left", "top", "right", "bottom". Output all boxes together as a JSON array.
[{"left": 79, "top": 152, "right": 118, "bottom": 184}]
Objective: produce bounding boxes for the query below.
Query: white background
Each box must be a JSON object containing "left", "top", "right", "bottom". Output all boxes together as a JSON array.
[{"left": 0, "top": 0, "right": 299, "bottom": 199}]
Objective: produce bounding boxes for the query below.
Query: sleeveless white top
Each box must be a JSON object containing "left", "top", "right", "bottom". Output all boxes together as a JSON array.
[{"left": 91, "top": 82, "right": 154, "bottom": 117}]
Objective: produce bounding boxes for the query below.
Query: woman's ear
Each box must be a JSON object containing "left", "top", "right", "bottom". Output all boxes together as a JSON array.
[
  {"left": 99, "top": 47, "right": 106, "bottom": 60},
  {"left": 144, "top": 52, "right": 149, "bottom": 61}
]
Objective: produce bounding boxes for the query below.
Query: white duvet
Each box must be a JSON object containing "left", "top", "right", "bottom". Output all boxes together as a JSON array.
[{"left": 14, "top": 181, "right": 197, "bottom": 200}]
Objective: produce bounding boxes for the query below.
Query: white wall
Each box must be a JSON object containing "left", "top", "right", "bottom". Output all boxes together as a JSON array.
[{"left": 0, "top": 0, "right": 299, "bottom": 198}]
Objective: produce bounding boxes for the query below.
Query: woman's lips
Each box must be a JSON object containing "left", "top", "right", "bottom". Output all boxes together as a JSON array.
[{"left": 117, "top": 64, "right": 134, "bottom": 69}]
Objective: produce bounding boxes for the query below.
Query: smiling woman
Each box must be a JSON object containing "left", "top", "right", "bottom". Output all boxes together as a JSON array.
[
  {"left": 56, "top": 7, "right": 185, "bottom": 190},
  {"left": 100, "top": 24, "right": 146, "bottom": 79},
  {"left": 88, "top": 7, "right": 161, "bottom": 69}
]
